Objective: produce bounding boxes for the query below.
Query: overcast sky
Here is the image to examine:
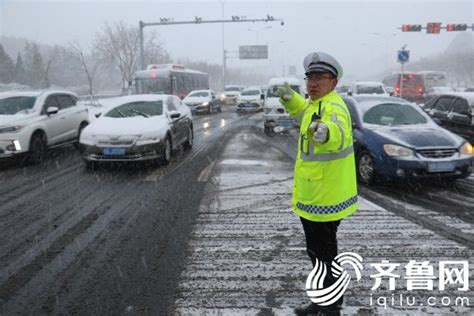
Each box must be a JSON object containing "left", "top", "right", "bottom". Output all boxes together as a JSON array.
[{"left": 1, "top": 0, "right": 473, "bottom": 83}]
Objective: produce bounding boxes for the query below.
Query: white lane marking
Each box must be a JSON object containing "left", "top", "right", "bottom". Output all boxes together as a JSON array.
[
  {"left": 220, "top": 159, "right": 270, "bottom": 166},
  {"left": 198, "top": 161, "right": 216, "bottom": 182}
]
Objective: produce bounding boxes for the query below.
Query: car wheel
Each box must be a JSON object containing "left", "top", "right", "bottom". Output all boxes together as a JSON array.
[
  {"left": 183, "top": 126, "right": 193, "bottom": 151},
  {"left": 74, "top": 122, "right": 88, "bottom": 150},
  {"left": 357, "top": 150, "right": 376, "bottom": 185},
  {"left": 264, "top": 126, "right": 273, "bottom": 136},
  {"left": 27, "top": 133, "right": 46, "bottom": 165},
  {"left": 160, "top": 135, "right": 172, "bottom": 165},
  {"left": 84, "top": 160, "right": 96, "bottom": 171}
]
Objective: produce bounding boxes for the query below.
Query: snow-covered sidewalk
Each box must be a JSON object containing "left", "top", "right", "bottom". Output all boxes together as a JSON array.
[{"left": 174, "top": 130, "right": 472, "bottom": 315}]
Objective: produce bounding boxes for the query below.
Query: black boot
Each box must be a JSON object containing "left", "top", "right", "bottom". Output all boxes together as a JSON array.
[
  {"left": 294, "top": 302, "right": 325, "bottom": 315},
  {"left": 294, "top": 302, "right": 342, "bottom": 316}
]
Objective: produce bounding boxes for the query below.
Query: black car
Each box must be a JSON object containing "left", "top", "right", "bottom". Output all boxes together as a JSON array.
[{"left": 423, "top": 92, "right": 474, "bottom": 144}]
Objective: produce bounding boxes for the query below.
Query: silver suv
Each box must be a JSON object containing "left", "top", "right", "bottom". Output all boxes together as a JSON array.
[{"left": 0, "top": 90, "right": 89, "bottom": 164}]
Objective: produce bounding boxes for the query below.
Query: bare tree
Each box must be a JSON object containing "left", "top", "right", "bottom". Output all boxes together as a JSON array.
[
  {"left": 94, "top": 20, "right": 169, "bottom": 94},
  {"left": 42, "top": 46, "right": 60, "bottom": 88},
  {"left": 69, "top": 41, "right": 100, "bottom": 95},
  {"left": 143, "top": 30, "right": 171, "bottom": 66}
]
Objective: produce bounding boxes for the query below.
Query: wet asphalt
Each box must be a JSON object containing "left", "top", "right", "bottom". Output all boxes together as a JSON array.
[{"left": 0, "top": 108, "right": 472, "bottom": 315}]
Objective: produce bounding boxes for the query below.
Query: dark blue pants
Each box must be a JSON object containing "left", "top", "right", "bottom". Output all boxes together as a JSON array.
[{"left": 300, "top": 217, "right": 343, "bottom": 307}]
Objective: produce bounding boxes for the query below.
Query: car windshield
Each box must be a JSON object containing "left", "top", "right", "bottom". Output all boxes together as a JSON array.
[
  {"left": 225, "top": 87, "right": 240, "bottom": 92},
  {"left": 357, "top": 86, "right": 385, "bottom": 94},
  {"left": 267, "top": 85, "right": 301, "bottom": 97},
  {"left": 104, "top": 101, "right": 163, "bottom": 118},
  {"left": 363, "top": 103, "right": 428, "bottom": 125},
  {"left": 241, "top": 90, "right": 260, "bottom": 96},
  {"left": 0, "top": 96, "right": 36, "bottom": 115},
  {"left": 188, "top": 91, "right": 209, "bottom": 97}
]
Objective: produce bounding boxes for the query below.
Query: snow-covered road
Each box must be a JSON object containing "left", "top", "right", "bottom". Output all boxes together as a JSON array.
[{"left": 174, "top": 130, "right": 472, "bottom": 315}]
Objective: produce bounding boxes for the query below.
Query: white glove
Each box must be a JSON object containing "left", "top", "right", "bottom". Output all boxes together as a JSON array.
[
  {"left": 312, "top": 122, "right": 328, "bottom": 143},
  {"left": 276, "top": 82, "right": 293, "bottom": 101}
]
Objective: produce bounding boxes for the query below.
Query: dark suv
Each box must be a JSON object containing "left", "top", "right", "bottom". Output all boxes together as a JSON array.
[{"left": 424, "top": 92, "right": 474, "bottom": 143}]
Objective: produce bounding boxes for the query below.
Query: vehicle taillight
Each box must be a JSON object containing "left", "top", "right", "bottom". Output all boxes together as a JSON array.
[{"left": 149, "top": 73, "right": 157, "bottom": 78}]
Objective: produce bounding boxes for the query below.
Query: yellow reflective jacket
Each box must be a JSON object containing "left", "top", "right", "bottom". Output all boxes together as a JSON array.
[{"left": 281, "top": 90, "right": 358, "bottom": 222}]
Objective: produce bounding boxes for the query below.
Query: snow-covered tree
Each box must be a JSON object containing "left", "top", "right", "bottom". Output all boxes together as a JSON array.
[
  {"left": 14, "top": 52, "right": 27, "bottom": 85},
  {"left": 24, "top": 42, "right": 46, "bottom": 88},
  {"left": 0, "top": 44, "right": 15, "bottom": 83}
]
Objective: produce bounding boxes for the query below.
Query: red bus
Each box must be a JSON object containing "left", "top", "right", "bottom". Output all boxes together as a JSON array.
[
  {"left": 382, "top": 72, "right": 424, "bottom": 103},
  {"left": 134, "top": 64, "right": 209, "bottom": 99}
]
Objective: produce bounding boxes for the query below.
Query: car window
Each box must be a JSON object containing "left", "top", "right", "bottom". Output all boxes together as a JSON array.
[
  {"left": 45, "top": 95, "right": 59, "bottom": 108},
  {"left": 452, "top": 98, "right": 470, "bottom": 114},
  {"left": 363, "top": 103, "right": 428, "bottom": 125},
  {"left": 224, "top": 86, "right": 240, "bottom": 92},
  {"left": 43, "top": 95, "right": 60, "bottom": 114},
  {"left": 104, "top": 101, "right": 163, "bottom": 118},
  {"left": 171, "top": 95, "right": 185, "bottom": 111},
  {"left": 0, "top": 96, "right": 37, "bottom": 115},
  {"left": 434, "top": 97, "right": 454, "bottom": 111},
  {"left": 166, "top": 96, "right": 178, "bottom": 112},
  {"left": 56, "top": 94, "right": 76, "bottom": 110},
  {"left": 241, "top": 90, "right": 260, "bottom": 96},
  {"left": 188, "top": 91, "right": 209, "bottom": 98},
  {"left": 356, "top": 86, "right": 385, "bottom": 94},
  {"left": 423, "top": 97, "right": 438, "bottom": 110}
]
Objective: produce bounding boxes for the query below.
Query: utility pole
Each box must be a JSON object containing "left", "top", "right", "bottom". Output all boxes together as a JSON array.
[{"left": 138, "top": 15, "right": 284, "bottom": 90}]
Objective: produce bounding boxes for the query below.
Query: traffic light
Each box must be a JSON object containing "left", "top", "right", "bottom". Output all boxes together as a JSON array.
[
  {"left": 426, "top": 22, "right": 441, "bottom": 34},
  {"left": 402, "top": 24, "right": 422, "bottom": 32},
  {"left": 446, "top": 24, "right": 468, "bottom": 31}
]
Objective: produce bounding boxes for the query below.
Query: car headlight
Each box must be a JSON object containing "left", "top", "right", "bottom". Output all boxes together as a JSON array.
[
  {"left": 201, "top": 102, "right": 209, "bottom": 106},
  {"left": 139, "top": 134, "right": 159, "bottom": 141},
  {"left": 459, "top": 142, "right": 473, "bottom": 155},
  {"left": 383, "top": 144, "right": 414, "bottom": 157},
  {"left": 0, "top": 125, "right": 24, "bottom": 133}
]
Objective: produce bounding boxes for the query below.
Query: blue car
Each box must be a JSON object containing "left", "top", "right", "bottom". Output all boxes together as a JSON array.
[{"left": 343, "top": 96, "right": 472, "bottom": 184}]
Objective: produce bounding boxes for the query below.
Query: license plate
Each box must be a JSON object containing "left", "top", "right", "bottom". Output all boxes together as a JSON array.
[
  {"left": 103, "top": 147, "right": 125, "bottom": 156},
  {"left": 277, "top": 120, "right": 294, "bottom": 128},
  {"left": 428, "top": 162, "right": 455, "bottom": 172}
]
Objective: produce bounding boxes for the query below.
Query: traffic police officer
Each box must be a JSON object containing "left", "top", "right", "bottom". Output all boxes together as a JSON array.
[{"left": 277, "top": 52, "right": 358, "bottom": 315}]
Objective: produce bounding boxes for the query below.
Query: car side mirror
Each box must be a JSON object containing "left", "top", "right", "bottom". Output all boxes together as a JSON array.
[
  {"left": 389, "top": 92, "right": 394, "bottom": 96},
  {"left": 347, "top": 92, "right": 353, "bottom": 96},
  {"left": 305, "top": 93, "right": 309, "bottom": 99},
  {"left": 212, "top": 95, "right": 216, "bottom": 99},
  {"left": 46, "top": 106, "right": 59, "bottom": 116},
  {"left": 260, "top": 94, "right": 265, "bottom": 100},
  {"left": 95, "top": 112, "right": 102, "bottom": 118},
  {"left": 170, "top": 111, "right": 181, "bottom": 119}
]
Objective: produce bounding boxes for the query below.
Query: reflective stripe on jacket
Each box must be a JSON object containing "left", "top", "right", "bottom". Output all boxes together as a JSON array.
[{"left": 281, "top": 90, "right": 358, "bottom": 222}]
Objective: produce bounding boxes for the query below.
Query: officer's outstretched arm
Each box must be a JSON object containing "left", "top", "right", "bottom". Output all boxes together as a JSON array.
[{"left": 279, "top": 88, "right": 306, "bottom": 117}]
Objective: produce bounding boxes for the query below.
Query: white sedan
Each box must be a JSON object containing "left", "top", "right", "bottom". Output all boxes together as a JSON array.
[{"left": 80, "top": 94, "right": 193, "bottom": 168}]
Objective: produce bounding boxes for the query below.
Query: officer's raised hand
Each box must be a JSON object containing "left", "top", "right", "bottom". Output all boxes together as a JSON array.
[{"left": 276, "top": 82, "right": 294, "bottom": 101}]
